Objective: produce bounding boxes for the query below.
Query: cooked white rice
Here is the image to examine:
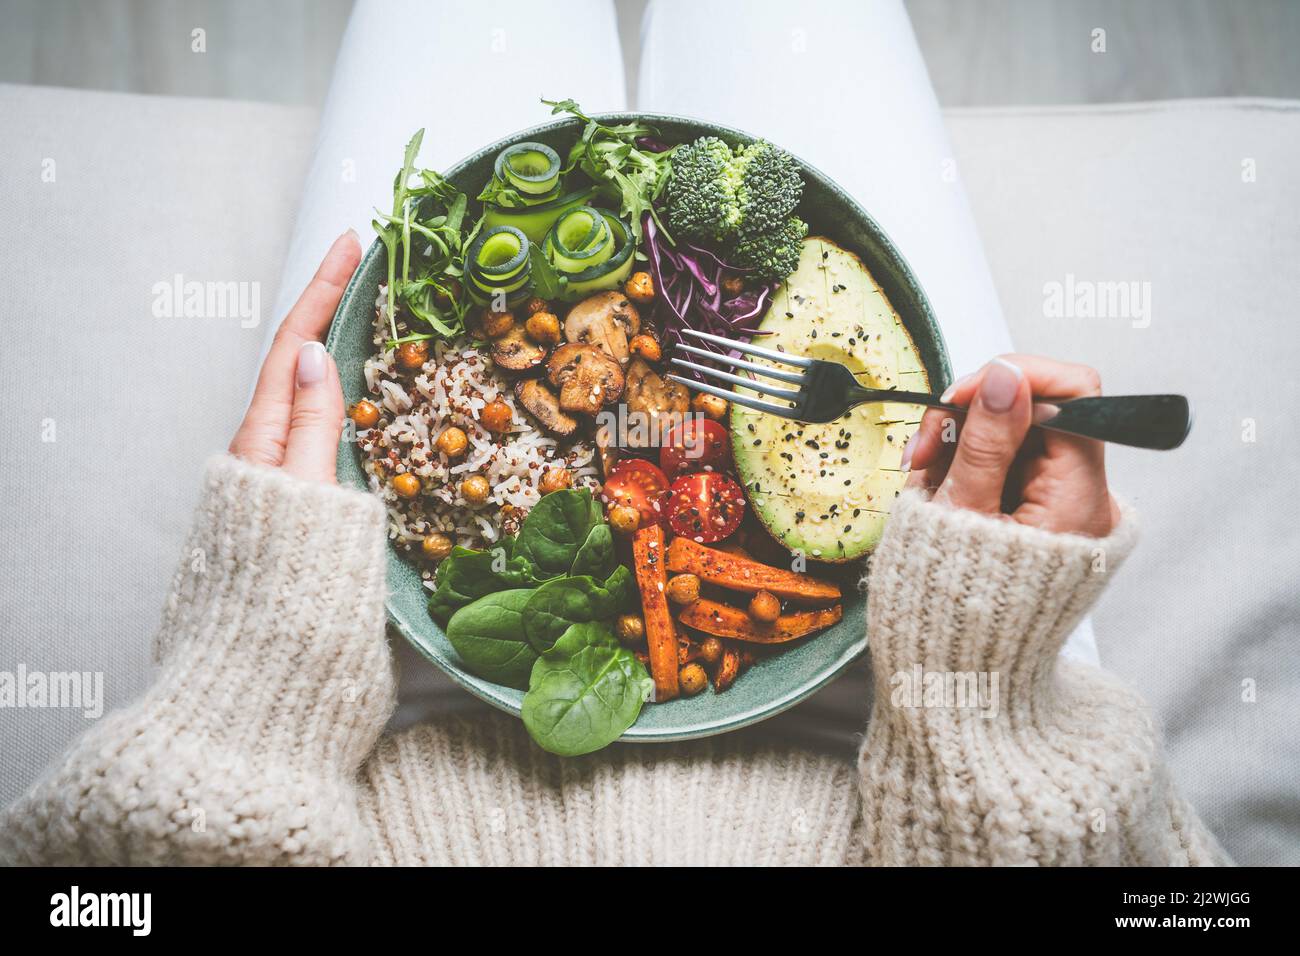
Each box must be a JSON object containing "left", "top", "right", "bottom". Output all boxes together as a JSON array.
[{"left": 357, "top": 287, "right": 601, "bottom": 587}]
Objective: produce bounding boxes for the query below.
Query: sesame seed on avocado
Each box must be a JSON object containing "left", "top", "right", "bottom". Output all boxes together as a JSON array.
[{"left": 730, "top": 237, "right": 930, "bottom": 562}]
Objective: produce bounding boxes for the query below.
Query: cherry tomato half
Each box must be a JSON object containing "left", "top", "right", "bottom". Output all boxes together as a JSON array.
[
  {"left": 666, "top": 472, "right": 746, "bottom": 543},
  {"left": 600, "top": 458, "right": 670, "bottom": 527},
  {"left": 659, "top": 417, "right": 731, "bottom": 479}
]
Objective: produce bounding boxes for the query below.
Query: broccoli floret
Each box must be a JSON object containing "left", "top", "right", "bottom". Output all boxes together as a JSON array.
[
  {"left": 665, "top": 136, "right": 739, "bottom": 243},
  {"left": 666, "top": 137, "right": 804, "bottom": 251},
  {"left": 728, "top": 216, "right": 808, "bottom": 282},
  {"left": 731, "top": 141, "right": 803, "bottom": 239}
]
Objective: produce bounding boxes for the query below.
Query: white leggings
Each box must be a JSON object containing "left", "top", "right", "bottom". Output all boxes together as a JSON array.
[{"left": 265, "top": 0, "right": 1097, "bottom": 738}]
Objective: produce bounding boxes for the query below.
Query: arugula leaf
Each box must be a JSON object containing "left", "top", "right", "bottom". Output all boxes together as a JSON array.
[
  {"left": 476, "top": 177, "right": 526, "bottom": 208},
  {"left": 528, "top": 245, "right": 566, "bottom": 301},
  {"left": 373, "top": 129, "right": 475, "bottom": 345},
  {"left": 521, "top": 623, "right": 654, "bottom": 756},
  {"left": 544, "top": 98, "right": 587, "bottom": 120},
  {"left": 541, "top": 98, "right": 676, "bottom": 242}
]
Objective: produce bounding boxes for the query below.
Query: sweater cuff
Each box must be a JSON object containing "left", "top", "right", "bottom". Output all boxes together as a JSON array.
[
  {"left": 152, "top": 454, "right": 396, "bottom": 771},
  {"left": 865, "top": 490, "right": 1137, "bottom": 696}
]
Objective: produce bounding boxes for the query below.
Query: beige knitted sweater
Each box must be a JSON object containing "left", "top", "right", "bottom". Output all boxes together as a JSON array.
[{"left": 0, "top": 456, "right": 1228, "bottom": 866}]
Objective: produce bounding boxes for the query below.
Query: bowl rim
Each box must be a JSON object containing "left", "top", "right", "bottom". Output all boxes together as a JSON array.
[{"left": 326, "top": 111, "right": 951, "bottom": 742}]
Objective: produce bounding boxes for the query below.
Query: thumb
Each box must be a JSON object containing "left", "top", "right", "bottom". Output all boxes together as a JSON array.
[
  {"left": 934, "top": 358, "right": 1030, "bottom": 514},
  {"left": 281, "top": 341, "right": 344, "bottom": 484}
]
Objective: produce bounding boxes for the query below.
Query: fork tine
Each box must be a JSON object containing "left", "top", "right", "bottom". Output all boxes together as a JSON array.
[
  {"left": 666, "top": 374, "right": 799, "bottom": 418},
  {"left": 675, "top": 344, "right": 806, "bottom": 384},
  {"left": 669, "top": 358, "right": 802, "bottom": 400},
  {"left": 681, "top": 329, "right": 813, "bottom": 367}
]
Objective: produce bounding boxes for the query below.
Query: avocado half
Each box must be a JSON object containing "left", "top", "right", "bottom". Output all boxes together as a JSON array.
[{"left": 730, "top": 237, "right": 930, "bottom": 562}]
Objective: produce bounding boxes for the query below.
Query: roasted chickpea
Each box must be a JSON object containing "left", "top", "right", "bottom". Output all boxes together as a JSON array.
[
  {"left": 525, "top": 310, "right": 561, "bottom": 346},
  {"left": 349, "top": 399, "right": 380, "bottom": 430},
  {"left": 665, "top": 573, "right": 701, "bottom": 605},
  {"left": 624, "top": 270, "right": 655, "bottom": 304},
  {"left": 481, "top": 308, "right": 515, "bottom": 338},
  {"left": 435, "top": 426, "right": 469, "bottom": 459},
  {"left": 460, "top": 474, "right": 490, "bottom": 505},
  {"left": 539, "top": 467, "right": 572, "bottom": 495},
  {"left": 698, "top": 636, "right": 724, "bottom": 665},
  {"left": 721, "top": 274, "right": 745, "bottom": 298},
  {"left": 522, "top": 296, "right": 551, "bottom": 317},
  {"left": 608, "top": 504, "right": 641, "bottom": 535},
  {"left": 393, "top": 472, "right": 421, "bottom": 499},
  {"left": 749, "top": 589, "right": 780, "bottom": 623},
  {"left": 679, "top": 662, "right": 708, "bottom": 696},
  {"left": 421, "top": 532, "right": 453, "bottom": 562},
  {"left": 615, "top": 614, "right": 646, "bottom": 647},
  {"left": 397, "top": 339, "right": 430, "bottom": 370},
  {"left": 629, "top": 333, "right": 661, "bottom": 362},
  {"left": 692, "top": 391, "right": 728, "bottom": 420},
  {"left": 480, "top": 400, "right": 513, "bottom": 435}
]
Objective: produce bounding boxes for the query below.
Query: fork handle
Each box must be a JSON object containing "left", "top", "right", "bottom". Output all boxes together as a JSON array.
[{"left": 873, "top": 391, "right": 1192, "bottom": 450}]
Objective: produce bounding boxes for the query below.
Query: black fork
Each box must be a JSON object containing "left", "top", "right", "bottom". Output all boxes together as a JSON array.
[{"left": 667, "top": 329, "right": 1192, "bottom": 450}]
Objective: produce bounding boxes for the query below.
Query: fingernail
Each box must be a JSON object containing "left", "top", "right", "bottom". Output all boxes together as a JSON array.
[
  {"left": 940, "top": 373, "right": 972, "bottom": 404},
  {"left": 979, "top": 358, "right": 1022, "bottom": 413},
  {"left": 900, "top": 432, "right": 919, "bottom": 472},
  {"left": 297, "top": 341, "right": 328, "bottom": 386},
  {"left": 344, "top": 227, "right": 359, "bottom": 243}
]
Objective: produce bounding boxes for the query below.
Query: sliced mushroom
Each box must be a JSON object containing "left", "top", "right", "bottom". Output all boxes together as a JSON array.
[
  {"left": 564, "top": 292, "right": 641, "bottom": 366},
  {"left": 491, "top": 325, "right": 547, "bottom": 372},
  {"left": 623, "top": 358, "right": 690, "bottom": 448},
  {"left": 514, "top": 379, "right": 578, "bottom": 437},
  {"left": 546, "top": 343, "right": 625, "bottom": 416}
]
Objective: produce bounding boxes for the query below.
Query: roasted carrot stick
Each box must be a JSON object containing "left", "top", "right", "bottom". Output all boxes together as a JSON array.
[
  {"left": 665, "top": 537, "right": 840, "bottom": 603},
  {"left": 678, "top": 598, "right": 843, "bottom": 644},
  {"left": 633, "top": 524, "right": 679, "bottom": 701}
]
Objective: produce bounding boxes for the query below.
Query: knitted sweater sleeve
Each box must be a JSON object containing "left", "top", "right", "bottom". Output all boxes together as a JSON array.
[
  {"left": 0, "top": 456, "right": 396, "bottom": 866},
  {"left": 858, "top": 490, "right": 1230, "bottom": 866}
]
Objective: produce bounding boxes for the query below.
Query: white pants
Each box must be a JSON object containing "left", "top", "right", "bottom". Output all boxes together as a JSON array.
[{"left": 264, "top": 0, "right": 1098, "bottom": 739}]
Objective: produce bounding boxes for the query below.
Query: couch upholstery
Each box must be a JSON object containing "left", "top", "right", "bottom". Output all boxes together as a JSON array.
[
  {"left": 1, "top": 84, "right": 1295, "bottom": 864},
  {"left": 948, "top": 99, "right": 1300, "bottom": 865}
]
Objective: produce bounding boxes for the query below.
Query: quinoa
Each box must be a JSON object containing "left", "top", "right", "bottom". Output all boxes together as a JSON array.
[{"left": 355, "top": 288, "right": 600, "bottom": 587}]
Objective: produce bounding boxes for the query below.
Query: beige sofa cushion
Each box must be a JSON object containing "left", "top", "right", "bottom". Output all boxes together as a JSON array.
[
  {"left": 0, "top": 83, "right": 317, "bottom": 811},
  {"left": 950, "top": 99, "right": 1300, "bottom": 865}
]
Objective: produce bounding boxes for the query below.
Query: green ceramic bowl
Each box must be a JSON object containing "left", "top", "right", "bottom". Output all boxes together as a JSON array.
[{"left": 327, "top": 114, "right": 951, "bottom": 742}]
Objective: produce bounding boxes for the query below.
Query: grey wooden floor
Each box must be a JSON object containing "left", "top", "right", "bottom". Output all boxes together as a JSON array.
[{"left": 1, "top": 0, "right": 1298, "bottom": 108}]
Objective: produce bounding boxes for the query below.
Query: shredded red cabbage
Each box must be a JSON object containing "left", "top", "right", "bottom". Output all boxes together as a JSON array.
[
  {"left": 642, "top": 212, "right": 777, "bottom": 378},
  {"left": 634, "top": 135, "right": 673, "bottom": 153}
]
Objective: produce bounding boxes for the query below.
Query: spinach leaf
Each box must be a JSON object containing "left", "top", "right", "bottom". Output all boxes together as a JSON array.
[
  {"left": 521, "top": 623, "right": 654, "bottom": 756},
  {"left": 445, "top": 589, "right": 537, "bottom": 689},
  {"left": 427, "top": 540, "right": 548, "bottom": 622},
  {"left": 522, "top": 567, "right": 636, "bottom": 653},
  {"left": 569, "top": 522, "right": 616, "bottom": 578},
  {"left": 512, "top": 489, "right": 603, "bottom": 577},
  {"left": 601, "top": 564, "right": 635, "bottom": 608}
]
